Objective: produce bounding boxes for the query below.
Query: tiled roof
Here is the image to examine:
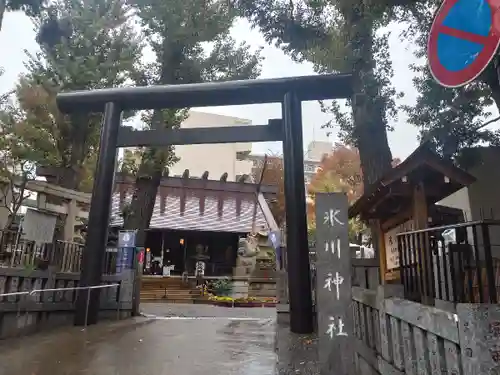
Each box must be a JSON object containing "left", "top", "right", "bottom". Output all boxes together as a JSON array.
[{"left": 110, "top": 190, "right": 270, "bottom": 233}]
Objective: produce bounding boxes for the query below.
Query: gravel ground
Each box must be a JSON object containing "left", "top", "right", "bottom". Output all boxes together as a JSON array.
[{"left": 275, "top": 321, "right": 320, "bottom": 375}]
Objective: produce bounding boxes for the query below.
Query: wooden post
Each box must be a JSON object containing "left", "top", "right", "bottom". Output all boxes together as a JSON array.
[
  {"left": 412, "top": 183, "right": 428, "bottom": 230},
  {"left": 412, "top": 183, "right": 430, "bottom": 301},
  {"left": 376, "top": 220, "right": 387, "bottom": 285}
]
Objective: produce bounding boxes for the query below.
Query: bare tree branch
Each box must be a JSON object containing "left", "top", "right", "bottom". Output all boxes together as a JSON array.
[{"left": 475, "top": 115, "right": 500, "bottom": 131}]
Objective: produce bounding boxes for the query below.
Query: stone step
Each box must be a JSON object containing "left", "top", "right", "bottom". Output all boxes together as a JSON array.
[
  {"left": 141, "top": 283, "right": 185, "bottom": 289},
  {"left": 140, "top": 288, "right": 199, "bottom": 294},
  {"left": 140, "top": 294, "right": 195, "bottom": 303},
  {"left": 140, "top": 293, "right": 190, "bottom": 298}
]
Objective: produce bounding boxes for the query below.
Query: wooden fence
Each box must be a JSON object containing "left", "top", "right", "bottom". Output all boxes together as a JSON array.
[
  {"left": 352, "top": 286, "right": 500, "bottom": 375},
  {"left": 0, "top": 267, "right": 136, "bottom": 339}
]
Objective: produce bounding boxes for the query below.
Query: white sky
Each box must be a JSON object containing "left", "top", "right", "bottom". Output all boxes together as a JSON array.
[{"left": 1, "top": 11, "right": 495, "bottom": 161}]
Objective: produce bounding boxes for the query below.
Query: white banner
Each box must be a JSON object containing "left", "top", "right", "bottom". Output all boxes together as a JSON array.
[{"left": 384, "top": 220, "right": 414, "bottom": 270}]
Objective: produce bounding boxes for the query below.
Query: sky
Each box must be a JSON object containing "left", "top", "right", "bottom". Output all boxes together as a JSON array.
[{"left": 1, "top": 11, "right": 423, "bottom": 161}]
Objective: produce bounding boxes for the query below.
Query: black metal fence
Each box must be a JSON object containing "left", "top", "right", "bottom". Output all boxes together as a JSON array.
[
  {"left": 397, "top": 220, "right": 500, "bottom": 304},
  {"left": 0, "top": 230, "right": 117, "bottom": 274}
]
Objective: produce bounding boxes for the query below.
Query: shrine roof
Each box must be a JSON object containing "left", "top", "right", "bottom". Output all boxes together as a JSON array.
[
  {"left": 349, "top": 143, "right": 475, "bottom": 220},
  {"left": 110, "top": 175, "right": 278, "bottom": 233}
]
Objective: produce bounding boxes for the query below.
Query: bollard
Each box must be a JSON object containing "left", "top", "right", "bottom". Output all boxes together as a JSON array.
[{"left": 116, "top": 285, "right": 121, "bottom": 322}]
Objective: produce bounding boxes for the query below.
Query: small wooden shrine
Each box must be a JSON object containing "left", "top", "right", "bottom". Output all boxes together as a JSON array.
[{"left": 349, "top": 142, "right": 476, "bottom": 283}]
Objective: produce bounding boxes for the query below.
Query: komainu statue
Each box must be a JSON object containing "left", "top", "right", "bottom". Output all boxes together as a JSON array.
[{"left": 234, "top": 229, "right": 276, "bottom": 277}]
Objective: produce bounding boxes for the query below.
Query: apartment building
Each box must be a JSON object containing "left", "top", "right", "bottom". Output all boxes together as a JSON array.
[
  {"left": 246, "top": 140, "right": 333, "bottom": 185},
  {"left": 305, "top": 141, "right": 333, "bottom": 163},
  {"left": 124, "top": 111, "right": 254, "bottom": 181}
]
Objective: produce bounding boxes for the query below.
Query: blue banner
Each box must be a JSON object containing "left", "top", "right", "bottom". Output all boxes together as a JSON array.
[
  {"left": 118, "top": 231, "right": 136, "bottom": 247},
  {"left": 269, "top": 231, "right": 281, "bottom": 250},
  {"left": 116, "top": 230, "right": 137, "bottom": 273},
  {"left": 116, "top": 247, "right": 134, "bottom": 273}
]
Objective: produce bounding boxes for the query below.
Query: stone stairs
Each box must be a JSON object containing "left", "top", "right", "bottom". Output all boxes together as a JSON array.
[{"left": 140, "top": 276, "right": 202, "bottom": 304}]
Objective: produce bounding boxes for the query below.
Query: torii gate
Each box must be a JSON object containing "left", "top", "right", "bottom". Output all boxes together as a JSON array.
[{"left": 56, "top": 73, "right": 353, "bottom": 334}]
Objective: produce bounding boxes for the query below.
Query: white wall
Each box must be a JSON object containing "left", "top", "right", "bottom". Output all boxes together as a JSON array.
[
  {"left": 464, "top": 148, "right": 500, "bottom": 259},
  {"left": 168, "top": 111, "right": 254, "bottom": 181},
  {"left": 438, "top": 147, "right": 500, "bottom": 259},
  {"left": 305, "top": 141, "right": 332, "bottom": 162},
  {"left": 438, "top": 187, "right": 472, "bottom": 221}
]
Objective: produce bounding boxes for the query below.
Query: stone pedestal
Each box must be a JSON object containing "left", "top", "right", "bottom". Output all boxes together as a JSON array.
[
  {"left": 458, "top": 304, "right": 500, "bottom": 375},
  {"left": 230, "top": 279, "right": 249, "bottom": 299}
]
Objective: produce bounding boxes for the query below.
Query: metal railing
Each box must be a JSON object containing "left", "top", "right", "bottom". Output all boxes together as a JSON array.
[
  {"left": 0, "top": 230, "right": 84, "bottom": 272},
  {"left": 0, "top": 230, "right": 118, "bottom": 274},
  {"left": 0, "top": 283, "right": 121, "bottom": 331},
  {"left": 397, "top": 220, "right": 500, "bottom": 305}
]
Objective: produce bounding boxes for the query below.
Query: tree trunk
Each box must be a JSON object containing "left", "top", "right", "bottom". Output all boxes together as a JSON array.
[
  {"left": 121, "top": 40, "right": 181, "bottom": 248},
  {"left": 342, "top": 2, "right": 393, "bottom": 268},
  {"left": 344, "top": 2, "right": 393, "bottom": 190},
  {"left": 56, "top": 167, "right": 82, "bottom": 191},
  {"left": 121, "top": 110, "right": 173, "bottom": 248},
  {"left": 0, "top": 0, "right": 6, "bottom": 33},
  {"left": 122, "top": 170, "right": 163, "bottom": 247}
]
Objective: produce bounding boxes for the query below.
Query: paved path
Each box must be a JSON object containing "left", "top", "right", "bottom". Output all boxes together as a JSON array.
[
  {"left": 141, "top": 302, "right": 276, "bottom": 319},
  {"left": 0, "top": 304, "right": 277, "bottom": 375}
]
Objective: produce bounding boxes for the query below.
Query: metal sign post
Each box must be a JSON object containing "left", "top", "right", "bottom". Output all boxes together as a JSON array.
[{"left": 315, "top": 193, "right": 354, "bottom": 375}]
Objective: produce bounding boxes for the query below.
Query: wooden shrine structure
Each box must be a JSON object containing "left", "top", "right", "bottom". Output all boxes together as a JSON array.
[{"left": 349, "top": 143, "right": 476, "bottom": 284}]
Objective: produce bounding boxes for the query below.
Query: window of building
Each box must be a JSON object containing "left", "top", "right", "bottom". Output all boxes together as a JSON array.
[{"left": 304, "top": 163, "right": 316, "bottom": 173}]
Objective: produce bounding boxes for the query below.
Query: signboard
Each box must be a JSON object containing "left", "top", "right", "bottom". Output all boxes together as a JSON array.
[
  {"left": 22, "top": 209, "right": 57, "bottom": 244},
  {"left": 384, "top": 220, "right": 414, "bottom": 270},
  {"left": 428, "top": 0, "right": 500, "bottom": 87},
  {"left": 314, "top": 193, "right": 353, "bottom": 375}
]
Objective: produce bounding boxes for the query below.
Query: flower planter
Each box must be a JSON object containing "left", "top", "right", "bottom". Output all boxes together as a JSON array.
[
  {"left": 210, "top": 299, "right": 277, "bottom": 307},
  {"left": 234, "top": 301, "right": 258, "bottom": 307}
]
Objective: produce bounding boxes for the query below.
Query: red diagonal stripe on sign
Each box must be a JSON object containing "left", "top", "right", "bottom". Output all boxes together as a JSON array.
[{"left": 437, "top": 25, "right": 490, "bottom": 45}]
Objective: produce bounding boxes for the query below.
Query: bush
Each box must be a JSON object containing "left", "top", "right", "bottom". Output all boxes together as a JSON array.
[{"left": 211, "top": 278, "right": 232, "bottom": 296}]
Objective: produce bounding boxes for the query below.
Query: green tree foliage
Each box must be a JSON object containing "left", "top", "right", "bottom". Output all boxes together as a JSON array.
[
  {"left": 2, "top": 0, "right": 142, "bottom": 192},
  {"left": 239, "top": 0, "right": 405, "bottom": 188},
  {"left": 0, "top": 101, "right": 36, "bottom": 229},
  {"left": 397, "top": 2, "right": 500, "bottom": 163},
  {"left": 122, "top": 0, "right": 263, "bottom": 245}
]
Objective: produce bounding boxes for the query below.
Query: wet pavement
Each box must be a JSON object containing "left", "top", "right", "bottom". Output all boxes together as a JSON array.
[
  {"left": 0, "top": 304, "right": 320, "bottom": 375},
  {"left": 141, "top": 302, "right": 277, "bottom": 319},
  {"left": 0, "top": 305, "right": 278, "bottom": 375}
]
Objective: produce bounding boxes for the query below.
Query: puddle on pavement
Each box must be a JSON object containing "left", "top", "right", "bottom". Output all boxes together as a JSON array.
[{"left": 217, "top": 318, "right": 277, "bottom": 375}]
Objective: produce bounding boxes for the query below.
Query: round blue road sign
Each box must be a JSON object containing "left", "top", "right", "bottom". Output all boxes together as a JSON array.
[{"left": 428, "top": 0, "right": 500, "bottom": 87}]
